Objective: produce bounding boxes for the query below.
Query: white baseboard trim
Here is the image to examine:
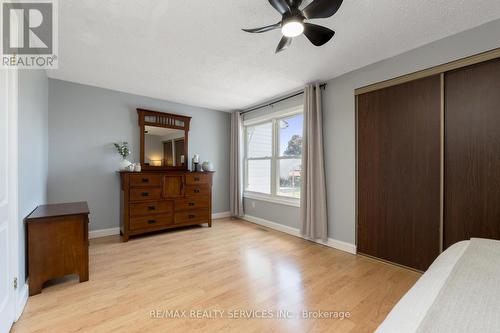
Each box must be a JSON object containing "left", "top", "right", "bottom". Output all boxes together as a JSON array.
[
  {"left": 89, "top": 227, "right": 120, "bottom": 239},
  {"left": 86, "top": 214, "right": 356, "bottom": 255},
  {"left": 243, "top": 215, "right": 357, "bottom": 255},
  {"left": 88, "top": 212, "right": 232, "bottom": 239},
  {"left": 318, "top": 238, "right": 358, "bottom": 255},
  {"left": 243, "top": 215, "right": 301, "bottom": 237},
  {"left": 212, "top": 211, "right": 231, "bottom": 219},
  {"left": 15, "top": 282, "right": 29, "bottom": 321}
]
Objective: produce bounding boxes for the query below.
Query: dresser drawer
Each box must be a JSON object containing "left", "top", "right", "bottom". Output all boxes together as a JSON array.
[
  {"left": 185, "top": 173, "right": 211, "bottom": 185},
  {"left": 130, "top": 201, "right": 173, "bottom": 217},
  {"left": 130, "top": 188, "right": 162, "bottom": 201},
  {"left": 175, "top": 197, "right": 209, "bottom": 211},
  {"left": 130, "top": 213, "right": 173, "bottom": 231},
  {"left": 130, "top": 174, "right": 162, "bottom": 187},
  {"left": 174, "top": 209, "right": 210, "bottom": 224},
  {"left": 184, "top": 184, "right": 210, "bottom": 196}
]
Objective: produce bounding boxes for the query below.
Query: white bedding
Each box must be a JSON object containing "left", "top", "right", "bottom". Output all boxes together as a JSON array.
[{"left": 376, "top": 241, "right": 469, "bottom": 333}]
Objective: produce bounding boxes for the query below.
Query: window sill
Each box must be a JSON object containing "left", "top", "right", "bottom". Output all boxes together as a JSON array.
[{"left": 243, "top": 192, "right": 300, "bottom": 208}]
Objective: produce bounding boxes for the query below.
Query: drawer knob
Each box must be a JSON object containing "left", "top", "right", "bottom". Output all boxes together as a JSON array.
[
  {"left": 188, "top": 202, "right": 195, "bottom": 206},
  {"left": 142, "top": 178, "right": 149, "bottom": 183},
  {"left": 194, "top": 188, "right": 200, "bottom": 193},
  {"left": 148, "top": 220, "right": 156, "bottom": 224},
  {"left": 148, "top": 206, "right": 156, "bottom": 211},
  {"left": 188, "top": 214, "right": 196, "bottom": 219},
  {"left": 141, "top": 192, "right": 149, "bottom": 197},
  {"left": 194, "top": 177, "right": 200, "bottom": 181}
]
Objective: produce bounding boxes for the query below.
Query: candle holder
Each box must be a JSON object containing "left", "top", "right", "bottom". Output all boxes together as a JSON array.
[{"left": 192, "top": 154, "right": 200, "bottom": 171}]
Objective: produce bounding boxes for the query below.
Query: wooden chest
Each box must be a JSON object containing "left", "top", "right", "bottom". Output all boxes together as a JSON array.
[
  {"left": 26, "top": 202, "right": 90, "bottom": 296},
  {"left": 119, "top": 171, "right": 214, "bottom": 241}
]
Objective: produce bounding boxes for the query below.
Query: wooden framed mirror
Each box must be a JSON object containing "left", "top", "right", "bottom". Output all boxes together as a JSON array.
[{"left": 137, "top": 108, "right": 191, "bottom": 170}]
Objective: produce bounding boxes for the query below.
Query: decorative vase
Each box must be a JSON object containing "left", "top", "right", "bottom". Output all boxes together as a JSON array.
[
  {"left": 202, "top": 161, "right": 214, "bottom": 172},
  {"left": 119, "top": 158, "right": 132, "bottom": 171}
]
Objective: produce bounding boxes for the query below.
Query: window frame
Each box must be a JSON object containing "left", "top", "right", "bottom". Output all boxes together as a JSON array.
[{"left": 243, "top": 106, "right": 303, "bottom": 207}]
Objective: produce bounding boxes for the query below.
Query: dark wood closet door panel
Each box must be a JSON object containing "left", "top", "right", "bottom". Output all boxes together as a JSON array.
[
  {"left": 358, "top": 75, "right": 441, "bottom": 271},
  {"left": 444, "top": 59, "right": 500, "bottom": 248}
]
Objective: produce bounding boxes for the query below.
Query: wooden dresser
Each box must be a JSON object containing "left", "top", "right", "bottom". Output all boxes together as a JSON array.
[{"left": 119, "top": 170, "right": 213, "bottom": 241}]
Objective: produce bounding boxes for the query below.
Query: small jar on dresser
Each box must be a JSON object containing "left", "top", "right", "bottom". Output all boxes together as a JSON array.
[{"left": 119, "top": 170, "right": 214, "bottom": 242}]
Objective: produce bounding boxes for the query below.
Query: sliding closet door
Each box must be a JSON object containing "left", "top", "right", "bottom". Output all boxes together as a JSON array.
[
  {"left": 444, "top": 59, "right": 500, "bottom": 248},
  {"left": 358, "top": 75, "right": 441, "bottom": 271}
]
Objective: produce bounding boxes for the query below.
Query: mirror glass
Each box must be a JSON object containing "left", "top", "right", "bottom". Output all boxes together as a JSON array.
[{"left": 144, "top": 126, "right": 186, "bottom": 167}]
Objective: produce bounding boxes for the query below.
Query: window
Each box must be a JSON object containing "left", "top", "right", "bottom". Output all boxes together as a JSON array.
[
  {"left": 246, "top": 122, "right": 272, "bottom": 194},
  {"left": 244, "top": 107, "right": 303, "bottom": 206},
  {"left": 277, "top": 114, "right": 303, "bottom": 198}
]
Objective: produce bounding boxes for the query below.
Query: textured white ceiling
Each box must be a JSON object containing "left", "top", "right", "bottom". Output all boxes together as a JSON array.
[{"left": 48, "top": 0, "right": 500, "bottom": 111}]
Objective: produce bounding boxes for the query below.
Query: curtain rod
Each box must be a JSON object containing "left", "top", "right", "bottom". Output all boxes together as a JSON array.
[{"left": 240, "top": 83, "right": 327, "bottom": 115}]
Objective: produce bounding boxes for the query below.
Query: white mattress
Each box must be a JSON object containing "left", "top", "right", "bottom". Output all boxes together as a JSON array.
[{"left": 376, "top": 241, "right": 469, "bottom": 333}]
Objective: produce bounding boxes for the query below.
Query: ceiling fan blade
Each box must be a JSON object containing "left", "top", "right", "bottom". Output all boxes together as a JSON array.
[
  {"left": 303, "top": 23, "right": 335, "bottom": 46},
  {"left": 275, "top": 36, "right": 292, "bottom": 53},
  {"left": 286, "top": 0, "right": 303, "bottom": 8},
  {"left": 268, "top": 0, "right": 290, "bottom": 15},
  {"left": 302, "top": 0, "right": 343, "bottom": 19},
  {"left": 242, "top": 23, "right": 281, "bottom": 33}
]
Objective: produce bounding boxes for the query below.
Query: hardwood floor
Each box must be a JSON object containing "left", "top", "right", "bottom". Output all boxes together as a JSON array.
[{"left": 12, "top": 218, "right": 420, "bottom": 333}]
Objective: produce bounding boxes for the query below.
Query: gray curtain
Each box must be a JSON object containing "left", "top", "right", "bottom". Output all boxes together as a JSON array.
[
  {"left": 300, "top": 83, "right": 328, "bottom": 241},
  {"left": 230, "top": 111, "right": 244, "bottom": 217}
]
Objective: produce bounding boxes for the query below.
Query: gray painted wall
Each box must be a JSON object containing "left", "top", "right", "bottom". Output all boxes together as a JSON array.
[
  {"left": 18, "top": 70, "right": 49, "bottom": 284},
  {"left": 243, "top": 18, "right": 500, "bottom": 246},
  {"left": 244, "top": 198, "right": 299, "bottom": 229},
  {"left": 47, "top": 79, "right": 231, "bottom": 231}
]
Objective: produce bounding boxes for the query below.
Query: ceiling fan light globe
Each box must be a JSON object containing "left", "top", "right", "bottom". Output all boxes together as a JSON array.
[{"left": 282, "top": 21, "right": 304, "bottom": 37}]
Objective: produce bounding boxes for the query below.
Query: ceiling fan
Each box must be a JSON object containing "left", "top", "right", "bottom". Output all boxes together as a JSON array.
[{"left": 243, "top": 0, "right": 343, "bottom": 53}]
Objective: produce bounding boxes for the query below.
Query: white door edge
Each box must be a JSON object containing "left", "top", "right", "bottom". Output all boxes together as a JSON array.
[
  {"left": 1, "top": 7, "right": 21, "bottom": 331},
  {"left": 8, "top": 68, "right": 21, "bottom": 321},
  {"left": 0, "top": 67, "right": 19, "bottom": 332}
]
